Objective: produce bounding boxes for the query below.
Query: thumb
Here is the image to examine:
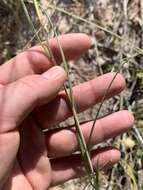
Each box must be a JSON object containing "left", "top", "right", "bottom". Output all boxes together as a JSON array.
[
  {"left": 0, "top": 66, "right": 66, "bottom": 188},
  {"left": 0, "top": 66, "right": 67, "bottom": 133}
]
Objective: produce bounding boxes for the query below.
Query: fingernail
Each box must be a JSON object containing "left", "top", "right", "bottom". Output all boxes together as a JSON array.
[{"left": 42, "top": 66, "right": 66, "bottom": 80}]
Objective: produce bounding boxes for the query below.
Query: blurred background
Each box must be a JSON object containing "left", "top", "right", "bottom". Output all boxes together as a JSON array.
[{"left": 0, "top": 0, "right": 143, "bottom": 189}]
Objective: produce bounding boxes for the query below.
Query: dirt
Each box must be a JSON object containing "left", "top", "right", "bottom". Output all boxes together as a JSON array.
[{"left": 0, "top": 0, "right": 143, "bottom": 189}]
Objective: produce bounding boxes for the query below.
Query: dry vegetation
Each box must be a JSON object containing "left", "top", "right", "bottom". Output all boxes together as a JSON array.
[{"left": 1, "top": 0, "right": 143, "bottom": 189}]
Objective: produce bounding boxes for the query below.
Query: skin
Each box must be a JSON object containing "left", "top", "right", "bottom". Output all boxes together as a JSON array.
[{"left": 0, "top": 33, "right": 134, "bottom": 190}]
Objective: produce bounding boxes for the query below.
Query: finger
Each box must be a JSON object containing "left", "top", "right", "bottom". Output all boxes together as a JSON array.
[
  {"left": 35, "top": 73, "right": 126, "bottom": 128},
  {"left": 0, "top": 33, "right": 91, "bottom": 84},
  {"left": 0, "top": 66, "right": 66, "bottom": 133},
  {"left": 45, "top": 111, "right": 134, "bottom": 157},
  {"left": 50, "top": 148, "right": 120, "bottom": 186},
  {"left": 3, "top": 160, "right": 32, "bottom": 190}
]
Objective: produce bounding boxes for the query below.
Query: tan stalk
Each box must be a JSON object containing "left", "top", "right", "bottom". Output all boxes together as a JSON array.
[{"left": 40, "top": 5, "right": 99, "bottom": 189}]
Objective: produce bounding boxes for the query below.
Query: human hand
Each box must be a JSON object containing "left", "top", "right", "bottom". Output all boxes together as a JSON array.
[{"left": 0, "top": 34, "right": 134, "bottom": 190}]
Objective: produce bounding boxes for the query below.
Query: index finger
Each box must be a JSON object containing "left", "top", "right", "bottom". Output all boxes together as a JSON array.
[{"left": 0, "top": 33, "right": 91, "bottom": 84}]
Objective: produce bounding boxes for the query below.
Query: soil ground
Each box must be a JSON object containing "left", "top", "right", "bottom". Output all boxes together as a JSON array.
[{"left": 0, "top": 0, "right": 143, "bottom": 189}]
